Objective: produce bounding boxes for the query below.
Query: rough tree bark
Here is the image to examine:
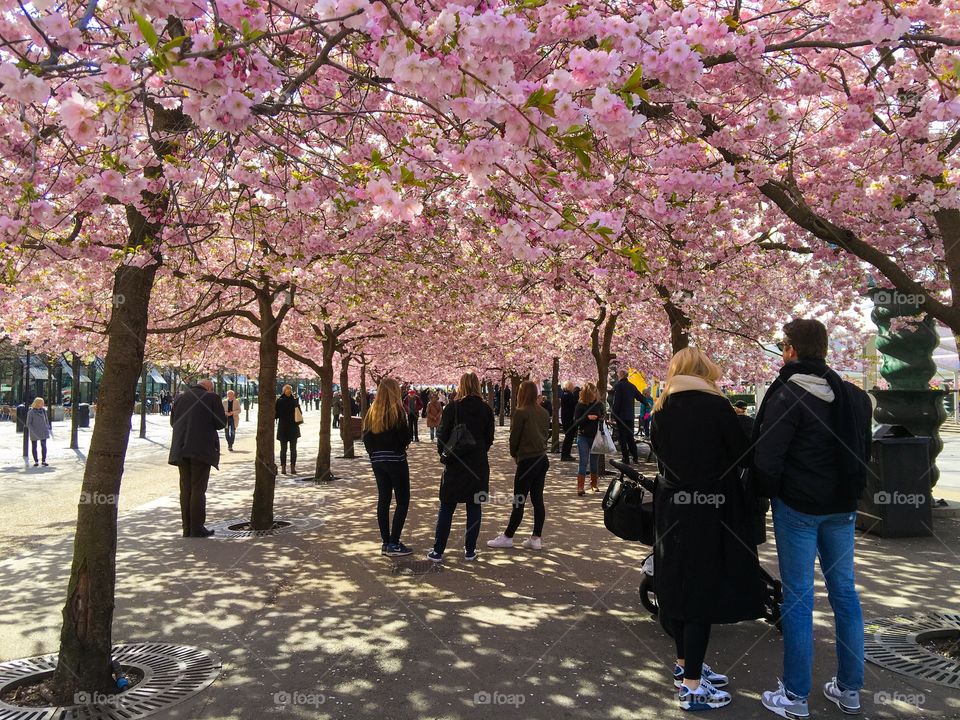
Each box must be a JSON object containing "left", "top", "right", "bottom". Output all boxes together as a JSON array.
[
  {"left": 655, "top": 284, "right": 692, "bottom": 353},
  {"left": 339, "top": 352, "right": 355, "bottom": 459},
  {"left": 249, "top": 289, "right": 284, "bottom": 531},
  {"left": 52, "top": 208, "right": 161, "bottom": 701}
]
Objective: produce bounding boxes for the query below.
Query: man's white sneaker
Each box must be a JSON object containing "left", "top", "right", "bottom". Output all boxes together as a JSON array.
[
  {"left": 761, "top": 680, "right": 809, "bottom": 719},
  {"left": 823, "top": 678, "right": 860, "bottom": 715},
  {"left": 521, "top": 536, "right": 542, "bottom": 550},
  {"left": 486, "top": 534, "right": 513, "bottom": 548}
]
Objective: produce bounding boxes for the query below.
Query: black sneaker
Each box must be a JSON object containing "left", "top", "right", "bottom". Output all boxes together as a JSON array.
[
  {"left": 464, "top": 549, "right": 479, "bottom": 561},
  {"left": 381, "top": 543, "right": 390, "bottom": 555},
  {"left": 192, "top": 528, "right": 215, "bottom": 538},
  {"left": 384, "top": 543, "right": 413, "bottom": 557}
]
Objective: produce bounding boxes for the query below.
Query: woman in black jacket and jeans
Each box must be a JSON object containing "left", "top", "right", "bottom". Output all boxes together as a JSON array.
[
  {"left": 651, "top": 347, "right": 765, "bottom": 712},
  {"left": 275, "top": 384, "right": 302, "bottom": 475},
  {"left": 428, "top": 372, "right": 495, "bottom": 562},
  {"left": 362, "top": 377, "right": 413, "bottom": 557}
]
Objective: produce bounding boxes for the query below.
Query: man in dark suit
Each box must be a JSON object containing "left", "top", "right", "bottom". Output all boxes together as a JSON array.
[
  {"left": 611, "top": 370, "right": 643, "bottom": 464},
  {"left": 169, "top": 378, "right": 227, "bottom": 538}
]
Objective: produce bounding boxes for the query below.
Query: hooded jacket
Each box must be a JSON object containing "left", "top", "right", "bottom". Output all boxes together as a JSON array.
[{"left": 752, "top": 359, "right": 872, "bottom": 515}]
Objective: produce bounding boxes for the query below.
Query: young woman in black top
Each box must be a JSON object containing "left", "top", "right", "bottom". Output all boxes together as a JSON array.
[
  {"left": 275, "top": 384, "right": 302, "bottom": 475},
  {"left": 570, "top": 382, "right": 604, "bottom": 495},
  {"left": 362, "top": 377, "right": 413, "bottom": 556}
]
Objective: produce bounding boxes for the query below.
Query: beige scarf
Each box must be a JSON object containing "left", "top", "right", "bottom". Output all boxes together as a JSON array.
[{"left": 656, "top": 374, "right": 725, "bottom": 410}]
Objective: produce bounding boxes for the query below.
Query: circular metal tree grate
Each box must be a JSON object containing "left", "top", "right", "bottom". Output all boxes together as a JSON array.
[
  {"left": 391, "top": 559, "right": 444, "bottom": 576},
  {"left": 207, "top": 516, "right": 324, "bottom": 538},
  {"left": 0, "top": 643, "right": 221, "bottom": 720},
  {"left": 865, "top": 612, "right": 960, "bottom": 689}
]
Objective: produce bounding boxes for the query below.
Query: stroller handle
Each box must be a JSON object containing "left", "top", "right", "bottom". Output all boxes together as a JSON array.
[{"left": 608, "top": 459, "right": 658, "bottom": 493}]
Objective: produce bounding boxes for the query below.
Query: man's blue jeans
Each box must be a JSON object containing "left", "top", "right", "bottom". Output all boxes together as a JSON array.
[{"left": 772, "top": 498, "right": 864, "bottom": 699}]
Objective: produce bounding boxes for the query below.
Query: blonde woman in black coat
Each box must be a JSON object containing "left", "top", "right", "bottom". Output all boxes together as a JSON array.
[{"left": 650, "top": 347, "right": 764, "bottom": 712}]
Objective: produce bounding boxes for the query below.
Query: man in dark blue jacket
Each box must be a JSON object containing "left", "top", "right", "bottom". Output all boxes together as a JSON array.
[
  {"left": 754, "top": 319, "right": 872, "bottom": 719},
  {"left": 611, "top": 370, "right": 643, "bottom": 464},
  {"left": 169, "top": 379, "right": 227, "bottom": 538}
]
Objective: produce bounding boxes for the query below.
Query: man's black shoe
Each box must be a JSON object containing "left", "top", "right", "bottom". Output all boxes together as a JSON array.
[
  {"left": 560, "top": 455, "right": 574, "bottom": 462},
  {"left": 191, "top": 528, "right": 215, "bottom": 538}
]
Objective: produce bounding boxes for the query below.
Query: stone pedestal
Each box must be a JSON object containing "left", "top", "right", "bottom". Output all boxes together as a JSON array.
[{"left": 871, "top": 389, "right": 947, "bottom": 489}]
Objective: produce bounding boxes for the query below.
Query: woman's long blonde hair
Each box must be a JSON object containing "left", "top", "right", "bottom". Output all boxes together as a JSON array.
[
  {"left": 363, "top": 377, "right": 405, "bottom": 434},
  {"left": 457, "top": 372, "right": 482, "bottom": 399},
  {"left": 30, "top": 397, "right": 45, "bottom": 409},
  {"left": 579, "top": 382, "right": 599, "bottom": 404},
  {"left": 654, "top": 347, "right": 722, "bottom": 412}
]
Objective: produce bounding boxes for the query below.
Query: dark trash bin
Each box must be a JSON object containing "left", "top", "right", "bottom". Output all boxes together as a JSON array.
[
  {"left": 15, "top": 404, "right": 26, "bottom": 433},
  {"left": 857, "top": 425, "right": 933, "bottom": 538},
  {"left": 77, "top": 403, "right": 90, "bottom": 428}
]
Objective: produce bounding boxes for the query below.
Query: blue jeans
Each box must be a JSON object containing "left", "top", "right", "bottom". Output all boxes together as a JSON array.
[
  {"left": 433, "top": 501, "right": 482, "bottom": 555},
  {"left": 772, "top": 498, "right": 864, "bottom": 699},
  {"left": 576, "top": 435, "right": 599, "bottom": 475}
]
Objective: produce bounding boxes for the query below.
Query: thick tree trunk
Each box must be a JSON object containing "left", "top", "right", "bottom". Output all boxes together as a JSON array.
[
  {"left": 339, "top": 353, "right": 354, "bottom": 459},
  {"left": 250, "top": 296, "right": 280, "bottom": 531},
  {"left": 550, "top": 357, "right": 560, "bottom": 453},
  {"left": 52, "top": 257, "right": 158, "bottom": 702},
  {"left": 314, "top": 333, "right": 336, "bottom": 481},
  {"left": 498, "top": 373, "right": 506, "bottom": 427},
  {"left": 510, "top": 372, "right": 522, "bottom": 417},
  {"left": 656, "top": 284, "right": 691, "bottom": 353},
  {"left": 359, "top": 361, "right": 368, "bottom": 417}
]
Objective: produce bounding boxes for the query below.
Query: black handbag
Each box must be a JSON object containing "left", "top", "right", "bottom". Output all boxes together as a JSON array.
[
  {"left": 602, "top": 474, "right": 655, "bottom": 545},
  {"left": 440, "top": 400, "right": 477, "bottom": 462}
]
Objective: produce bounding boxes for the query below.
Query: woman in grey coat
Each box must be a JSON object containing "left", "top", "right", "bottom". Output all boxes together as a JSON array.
[{"left": 26, "top": 397, "right": 51, "bottom": 467}]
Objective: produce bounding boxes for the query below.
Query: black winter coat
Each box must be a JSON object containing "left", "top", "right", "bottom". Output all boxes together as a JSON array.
[
  {"left": 559, "top": 390, "right": 578, "bottom": 430},
  {"left": 436, "top": 395, "right": 495, "bottom": 503},
  {"left": 169, "top": 385, "right": 228, "bottom": 469},
  {"left": 571, "top": 401, "right": 604, "bottom": 438},
  {"left": 275, "top": 394, "right": 301, "bottom": 441},
  {"left": 650, "top": 390, "right": 766, "bottom": 625},
  {"left": 611, "top": 377, "right": 642, "bottom": 429},
  {"left": 753, "top": 362, "right": 872, "bottom": 515}
]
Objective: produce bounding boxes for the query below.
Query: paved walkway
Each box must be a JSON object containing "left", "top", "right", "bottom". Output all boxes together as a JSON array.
[{"left": 0, "top": 414, "right": 958, "bottom": 718}]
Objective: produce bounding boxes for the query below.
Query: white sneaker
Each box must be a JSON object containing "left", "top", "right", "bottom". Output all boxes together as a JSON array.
[
  {"left": 486, "top": 534, "right": 513, "bottom": 548},
  {"left": 521, "top": 536, "right": 542, "bottom": 550},
  {"left": 761, "top": 680, "right": 809, "bottom": 719}
]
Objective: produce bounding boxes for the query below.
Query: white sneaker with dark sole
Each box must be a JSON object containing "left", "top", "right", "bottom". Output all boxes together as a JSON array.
[
  {"left": 761, "top": 680, "right": 809, "bottom": 719},
  {"left": 823, "top": 678, "right": 860, "bottom": 715},
  {"left": 678, "top": 681, "right": 731, "bottom": 711}
]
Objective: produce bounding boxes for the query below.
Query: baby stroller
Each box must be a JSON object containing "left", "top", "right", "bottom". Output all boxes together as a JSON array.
[{"left": 605, "top": 460, "right": 783, "bottom": 633}]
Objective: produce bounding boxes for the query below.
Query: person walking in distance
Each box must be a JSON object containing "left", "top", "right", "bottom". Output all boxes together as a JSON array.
[
  {"left": 756, "top": 320, "right": 872, "bottom": 719},
  {"left": 487, "top": 380, "right": 550, "bottom": 550},
  {"left": 559, "top": 381, "right": 579, "bottom": 461},
  {"left": 275, "top": 384, "right": 302, "bottom": 475},
  {"left": 426, "top": 392, "right": 443, "bottom": 442},
  {"left": 611, "top": 369, "right": 643, "bottom": 464},
  {"left": 26, "top": 397, "right": 51, "bottom": 467},
  {"left": 169, "top": 379, "right": 227, "bottom": 538},
  {"left": 222, "top": 389, "right": 241, "bottom": 451},
  {"left": 404, "top": 389, "right": 423, "bottom": 442},
  {"left": 428, "top": 372, "right": 496, "bottom": 563},
  {"left": 332, "top": 392, "right": 343, "bottom": 429},
  {"left": 362, "top": 377, "right": 414, "bottom": 557}
]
